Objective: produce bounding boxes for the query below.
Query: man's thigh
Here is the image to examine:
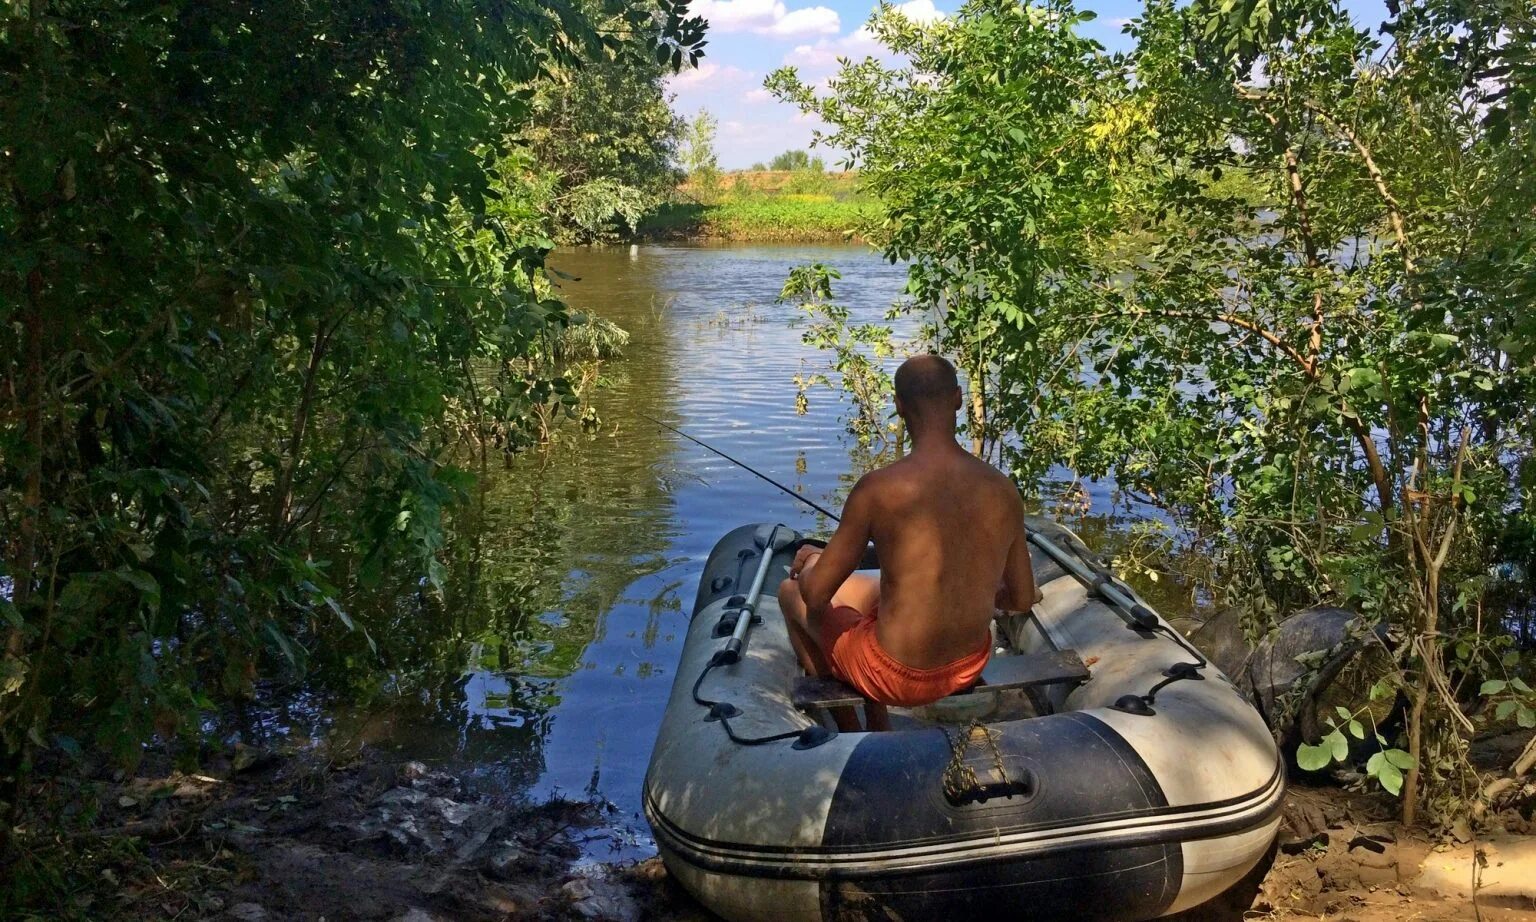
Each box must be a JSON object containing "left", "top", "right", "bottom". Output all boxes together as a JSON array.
[{"left": 829, "top": 571, "right": 879, "bottom": 616}]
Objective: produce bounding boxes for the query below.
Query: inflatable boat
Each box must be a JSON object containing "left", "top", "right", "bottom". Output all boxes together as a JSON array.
[{"left": 643, "top": 519, "right": 1283, "bottom": 921}]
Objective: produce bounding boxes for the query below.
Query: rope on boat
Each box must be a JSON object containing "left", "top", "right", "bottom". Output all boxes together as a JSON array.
[{"left": 933, "top": 719, "right": 1032, "bottom": 805}]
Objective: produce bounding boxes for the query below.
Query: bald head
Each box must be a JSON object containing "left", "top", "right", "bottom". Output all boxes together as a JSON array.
[{"left": 894, "top": 354, "right": 961, "bottom": 426}]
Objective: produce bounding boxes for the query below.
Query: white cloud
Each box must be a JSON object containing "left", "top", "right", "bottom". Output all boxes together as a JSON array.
[
  {"left": 892, "top": 0, "right": 945, "bottom": 25},
  {"left": 782, "top": 1, "right": 946, "bottom": 74},
  {"left": 764, "top": 5, "right": 840, "bottom": 37},
  {"left": 668, "top": 61, "right": 751, "bottom": 89},
  {"left": 1109, "top": 16, "right": 1133, "bottom": 27},
  {"left": 743, "top": 87, "right": 775, "bottom": 104},
  {"left": 784, "top": 29, "right": 881, "bottom": 72},
  {"left": 692, "top": 0, "right": 840, "bottom": 39}
]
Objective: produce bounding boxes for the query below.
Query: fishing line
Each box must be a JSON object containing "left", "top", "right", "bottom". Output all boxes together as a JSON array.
[{"left": 639, "top": 413, "right": 842, "bottom": 522}]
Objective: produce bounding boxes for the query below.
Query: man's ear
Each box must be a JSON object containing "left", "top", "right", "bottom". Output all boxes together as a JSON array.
[{"left": 949, "top": 387, "right": 963, "bottom": 413}]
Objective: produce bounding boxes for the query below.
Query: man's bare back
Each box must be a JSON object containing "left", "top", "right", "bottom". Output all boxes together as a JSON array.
[
  {"left": 778, "top": 355, "right": 1037, "bottom": 723},
  {"left": 853, "top": 445, "right": 1033, "bottom": 667}
]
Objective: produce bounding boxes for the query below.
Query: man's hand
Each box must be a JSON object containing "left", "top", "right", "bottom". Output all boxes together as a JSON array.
[{"left": 790, "top": 545, "right": 823, "bottom": 581}]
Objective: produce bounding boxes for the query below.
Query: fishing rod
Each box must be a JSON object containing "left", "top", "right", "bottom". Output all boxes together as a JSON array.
[{"left": 639, "top": 413, "right": 843, "bottom": 522}]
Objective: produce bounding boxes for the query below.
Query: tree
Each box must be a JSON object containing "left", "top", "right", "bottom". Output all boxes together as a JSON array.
[
  {"left": 528, "top": 2, "right": 687, "bottom": 242},
  {"left": 772, "top": 0, "right": 1536, "bottom": 822},
  {"left": 769, "top": 149, "right": 815, "bottom": 171},
  {"left": 0, "top": 0, "right": 705, "bottom": 874},
  {"left": 678, "top": 108, "right": 722, "bottom": 201},
  {"left": 679, "top": 108, "right": 720, "bottom": 176}
]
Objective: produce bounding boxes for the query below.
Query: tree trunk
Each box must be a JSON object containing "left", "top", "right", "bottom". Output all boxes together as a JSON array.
[{"left": 271, "top": 320, "right": 334, "bottom": 532}]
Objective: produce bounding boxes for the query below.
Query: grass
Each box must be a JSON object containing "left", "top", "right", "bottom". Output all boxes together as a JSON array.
[{"left": 637, "top": 170, "right": 880, "bottom": 243}]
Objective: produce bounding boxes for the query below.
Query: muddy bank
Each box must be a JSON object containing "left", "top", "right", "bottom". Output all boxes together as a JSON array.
[
  {"left": 16, "top": 745, "right": 662, "bottom": 921},
  {"left": 20, "top": 742, "right": 1536, "bottom": 921}
]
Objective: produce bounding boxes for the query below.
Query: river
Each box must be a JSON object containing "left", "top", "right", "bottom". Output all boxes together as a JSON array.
[{"left": 296, "top": 242, "right": 1189, "bottom": 866}]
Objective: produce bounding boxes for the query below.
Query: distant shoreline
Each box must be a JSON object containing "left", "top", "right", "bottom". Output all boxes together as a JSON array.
[{"left": 636, "top": 169, "right": 877, "bottom": 243}]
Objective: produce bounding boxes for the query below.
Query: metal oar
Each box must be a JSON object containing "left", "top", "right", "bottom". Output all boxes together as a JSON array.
[{"left": 718, "top": 524, "right": 794, "bottom": 664}]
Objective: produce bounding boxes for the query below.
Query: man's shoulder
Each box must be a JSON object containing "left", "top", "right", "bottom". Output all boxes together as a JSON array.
[
  {"left": 853, "top": 463, "right": 907, "bottom": 497},
  {"left": 960, "top": 457, "right": 1025, "bottom": 510}
]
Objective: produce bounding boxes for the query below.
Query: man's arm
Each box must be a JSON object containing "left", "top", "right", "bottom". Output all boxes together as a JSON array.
[
  {"left": 798, "top": 478, "right": 876, "bottom": 629},
  {"left": 996, "top": 494, "right": 1040, "bottom": 612}
]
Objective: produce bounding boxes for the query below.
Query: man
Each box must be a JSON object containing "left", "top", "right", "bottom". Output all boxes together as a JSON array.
[{"left": 778, "top": 354, "right": 1039, "bottom": 731}]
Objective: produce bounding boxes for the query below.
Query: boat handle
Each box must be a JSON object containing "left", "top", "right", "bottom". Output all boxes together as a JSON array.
[{"left": 944, "top": 772, "right": 1037, "bottom": 807}]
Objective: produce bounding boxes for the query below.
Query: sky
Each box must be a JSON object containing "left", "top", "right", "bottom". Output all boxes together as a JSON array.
[{"left": 665, "top": 0, "right": 1392, "bottom": 169}]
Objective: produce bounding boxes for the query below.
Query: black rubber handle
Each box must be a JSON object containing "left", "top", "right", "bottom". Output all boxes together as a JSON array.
[{"left": 945, "top": 773, "right": 1036, "bottom": 806}]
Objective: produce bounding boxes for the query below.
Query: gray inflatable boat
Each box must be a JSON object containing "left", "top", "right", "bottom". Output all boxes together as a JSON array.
[{"left": 644, "top": 520, "right": 1283, "bottom": 921}]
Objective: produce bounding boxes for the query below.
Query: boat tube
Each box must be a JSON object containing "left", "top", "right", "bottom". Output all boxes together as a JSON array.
[{"left": 644, "top": 519, "right": 1283, "bottom": 921}]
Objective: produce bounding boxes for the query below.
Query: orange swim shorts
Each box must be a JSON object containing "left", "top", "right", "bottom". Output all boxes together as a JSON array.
[{"left": 819, "top": 604, "right": 990, "bottom": 708}]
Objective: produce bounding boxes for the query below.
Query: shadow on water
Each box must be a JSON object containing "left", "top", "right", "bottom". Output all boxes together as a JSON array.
[{"left": 266, "top": 242, "right": 1200, "bottom": 862}]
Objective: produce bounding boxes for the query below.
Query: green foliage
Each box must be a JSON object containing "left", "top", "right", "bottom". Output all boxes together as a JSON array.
[
  {"left": 0, "top": 0, "right": 705, "bottom": 854},
  {"left": 556, "top": 313, "right": 632, "bottom": 360},
  {"left": 521, "top": 1, "right": 698, "bottom": 243},
  {"left": 780, "top": 264, "right": 899, "bottom": 447},
  {"left": 1297, "top": 701, "right": 1417, "bottom": 796},
  {"left": 768, "top": 149, "right": 825, "bottom": 172},
  {"left": 771, "top": 0, "right": 1536, "bottom": 820},
  {"left": 638, "top": 196, "right": 876, "bottom": 241},
  {"left": 678, "top": 108, "right": 722, "bottom": 203}
]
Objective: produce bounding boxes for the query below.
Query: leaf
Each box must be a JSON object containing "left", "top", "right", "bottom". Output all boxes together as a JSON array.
[
  {"left": 264, "top": 623, "right": 300, "bottom": 668},
  {"left": 1297, "top": 742, "right": 1333, "bottom": 771},
  {"left": 0, "top": 657, "right": 27, "bottom": 696},
  {"left": 1481, "top": 679, "right": 1508, "bottom": 696},
  {"left": 1376, "top": 760, "right": 1404, "bottom": 796},
  {"left": 1328, "top": 728, "right": 1349, "bottom": 762},
  {"left": 1383, "top": 749, "right": 1416, "bottom": 771},
  {"left": 324, "top": 596, "right": 356, "bottom": 632},
  {"left": 1496, "top": 700, "right": 1519, "bottom": 721},
  {"left": 54, "top": 734, "right": 82, "bottom": 760},
  {"left": 1348, "top": 719, "right": 1365, "bottom": 740},
  {"left": 1335, "top": 706, "right": 1352, "bottom": 720},
  {"left": 114, "top": 568, "right": 159, "bottom": 596},
  {"left": 1520, "top": 706, "right": 1536, "bottom": 730},
  {"left": 1351, "top": 522, "right": 1383, "bottom": 541}
]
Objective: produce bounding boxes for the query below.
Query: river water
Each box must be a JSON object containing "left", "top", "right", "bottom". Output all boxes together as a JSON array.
[{"left": 310, "top": 242, "right": 1187, "bottom": 864}]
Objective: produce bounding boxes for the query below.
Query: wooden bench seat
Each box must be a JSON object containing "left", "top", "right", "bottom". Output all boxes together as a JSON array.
[{"left": 790, "top": 650, "right": 1090, "bottom": 712}]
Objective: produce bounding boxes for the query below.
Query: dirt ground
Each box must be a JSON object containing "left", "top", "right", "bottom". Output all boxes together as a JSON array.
[
  {"left": 1249, "top": 785, "right": 1536, "bottom": 922},
  {"left": 25, "top": 742, "right": 1536, "bottom": 922}
]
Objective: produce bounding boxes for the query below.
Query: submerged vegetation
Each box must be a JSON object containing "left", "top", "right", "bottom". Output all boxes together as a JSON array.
[{"left": 770, "top": 0, "right": 1536, "bottom": 822}]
